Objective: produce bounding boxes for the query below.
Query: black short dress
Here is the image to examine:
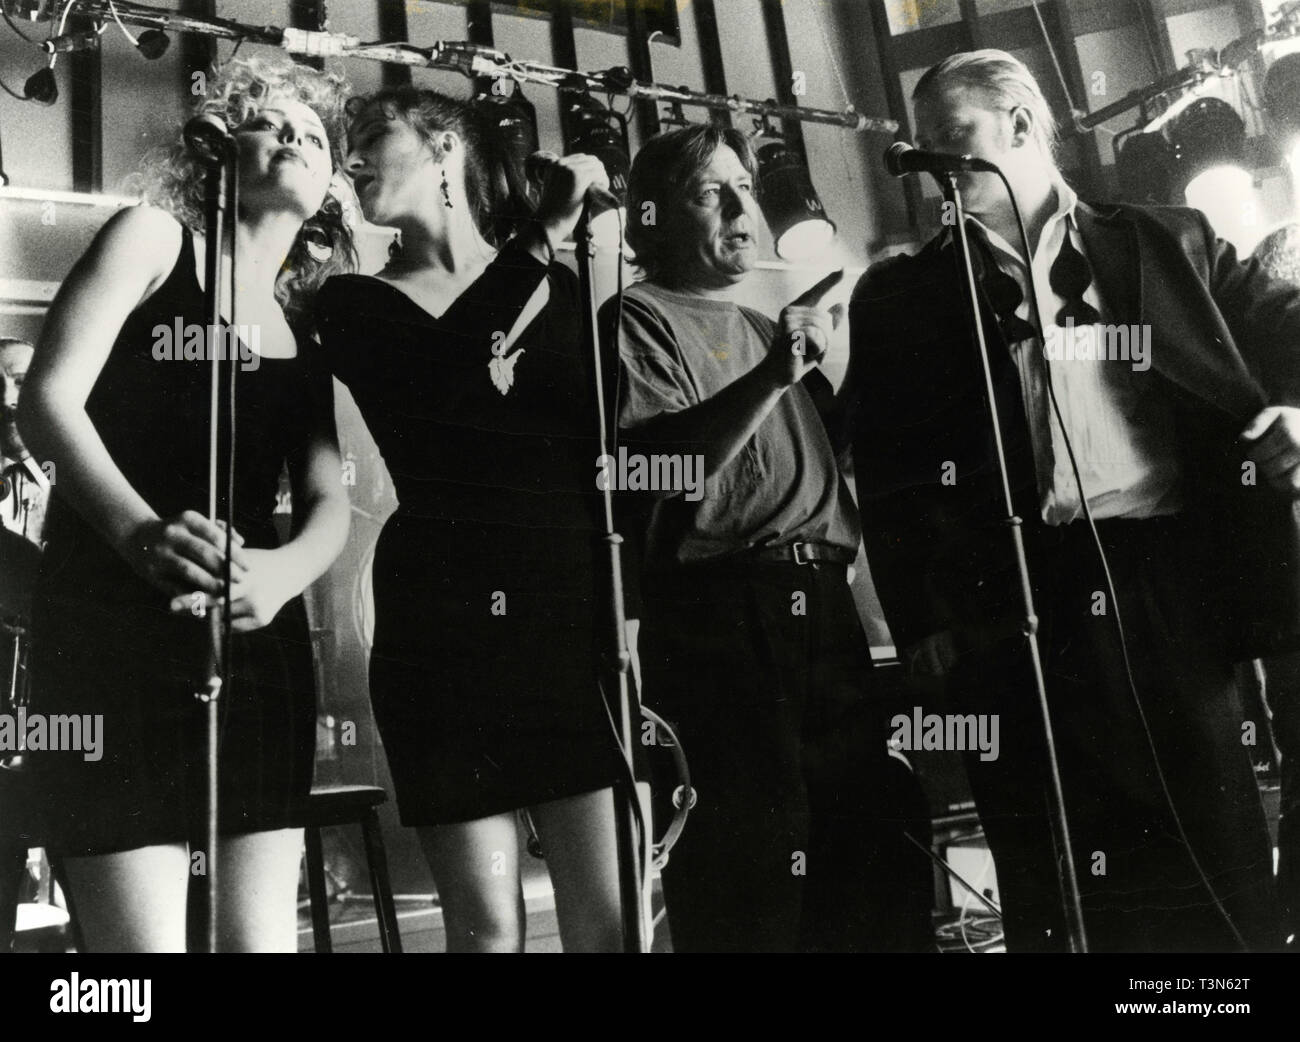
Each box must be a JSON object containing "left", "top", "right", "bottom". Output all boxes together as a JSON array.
[
  {"left": 28, "top": 226, "right": 324, "bottom": 857},
  {"left": 316, "top": 244, "right": 625, "bottom": 824}
]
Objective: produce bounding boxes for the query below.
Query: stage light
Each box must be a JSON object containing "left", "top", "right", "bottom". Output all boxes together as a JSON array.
[
  {"left": 555, "top": 87, "right": 631, "bottom": 253},
  {"left": 135, "top": 29, "right": 169, "bottom": 60},
  {"left": 471, "top": 76, "right": 539, "bottom": 207},
  {"left": 1183, "top": 162, "right": 1256, "bottom": 254},
  {"left": 1115, "top": 95, "right": 1247, "bottom": 207},
  {"left": 756, "top": 138, "right": 835, "bottom": 261},
  {"left": 1184, "top": 164, "right": 1253, "bottom": 213},
  {"left": 1116, "top": 132, "right": 1176, "bottom": 206},
  {"left": 23, "top": 66, "right": 56, "bottom": 105},
  {"left": 562, "top": 90, "right": 631, "bottom": 204},
  {"left": 1165, "top": 96, "right": 1247, "bottom": 188}
]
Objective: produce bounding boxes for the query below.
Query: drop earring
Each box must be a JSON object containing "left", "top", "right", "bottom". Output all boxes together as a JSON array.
[
  {"left": 440, "top": 167, "right": 453, "bottom": 209},
  {"left": 389, "top": 231, "right": 401, "bottom": 260}
]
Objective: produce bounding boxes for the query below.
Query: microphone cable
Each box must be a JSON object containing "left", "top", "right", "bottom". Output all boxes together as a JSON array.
[
  {"left": 581, "top": 200, "right": 658, "bottom": 944},
  {"left": 0, "top": 2, "right": 33, "bottom": 99}
]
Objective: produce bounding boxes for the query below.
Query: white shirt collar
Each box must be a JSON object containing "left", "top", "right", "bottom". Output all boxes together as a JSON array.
[
  {"left": 2, "top": 453, "right": 49, "bottom": 492},
  {"left": 943, "top": 179, "right": 1079, "bottom": 266}
]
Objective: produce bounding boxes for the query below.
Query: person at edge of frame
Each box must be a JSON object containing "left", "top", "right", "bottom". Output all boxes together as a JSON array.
[
  {"left": 1249, "top": 222, "right": 1300, "bottom": 952},
  {"left": 844, "top": 47, "right": 1300, "bottom": 953},
  {"left": 1, "top": 334, "right": 50, "bottom": 952},
  {"left": 1, "top": 337, "right": 49, "bottom": 548},
  {"left": 18, "top": 56, "right": 354, "bottom": 952}
]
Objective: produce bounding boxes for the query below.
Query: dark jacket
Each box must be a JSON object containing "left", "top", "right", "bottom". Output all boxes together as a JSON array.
[{"left": 846, "top": 200, "right": 1300, "bottom": 660}]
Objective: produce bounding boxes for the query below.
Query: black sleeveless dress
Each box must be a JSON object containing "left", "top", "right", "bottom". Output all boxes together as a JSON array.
[
  {"left": 316, "top": 244, "right": 626, "bottom": 824},
  {"left": 27, "top": 225, "right": 324, "bottom": 857}
]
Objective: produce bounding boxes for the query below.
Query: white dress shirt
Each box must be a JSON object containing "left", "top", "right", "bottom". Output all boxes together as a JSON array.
[
  {"left": 1, "top": 453, "right": 49, "bottom": 546},
  {"left": 964, "top": 182, "right": 1182, "bottom": 525}
]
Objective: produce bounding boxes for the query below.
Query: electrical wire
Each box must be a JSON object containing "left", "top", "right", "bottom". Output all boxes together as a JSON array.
[
  {"left": 1029, "top": 0, "right": 1079, "bottom": 119},
  {"left": 995, "top": 169, "right": 1251, "bottom": 952},
  {"left": 935, "top": 912, "right": 1003, "bottom": 951},
  {"left": 904, "top": 828, "right": 1002, "bottom": 919},
  {"left": 808, "top": 0, "right": 861, "bottom": 217},
  {"left": 1, "top": 1, "right": 36, "bottom": 42},
  {"left": 2, "top": 0, "right": 59, "bottom": 100},
  {"left": 590, "top": 202, "right": 656, "bottom": 947},
  {"left": 1135, "top": 1, "right": 1167, "bottom": 76},
  {"left": 46, "top": 0, "right": 106, "bottom": 73},
  {"left": 51, "top": 0, "right": 77, "bottom": 66},
  {"left": 3, "top": 1, "right": 101, "bottom": 103},
  {"left": 106, "top": 0, "right": 138, "bottom": 46},
  {"left": 595, "top": 674, "right": 654, "bottom": 945},
  {"left": 956, "top": 852, "right": 996, "bottom": 952}
]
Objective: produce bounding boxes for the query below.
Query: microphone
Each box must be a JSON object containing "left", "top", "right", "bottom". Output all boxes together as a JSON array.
[
  {"left": 883, "top": 141, "right": 999, "bottom": 178},
  {"left": 40, "top": 29, "right": 100, "bottom": 54},
  {"left": 525, "top": 151, "right": 622, "bottom": 216},
  {"left": 184, "top": 114, "right": 234, "bottom": 164}
]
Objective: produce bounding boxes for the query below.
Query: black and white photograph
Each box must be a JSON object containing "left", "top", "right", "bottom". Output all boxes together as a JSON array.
[{"left": 0, "top": 0, "right": 1296, "bottom": 1017}]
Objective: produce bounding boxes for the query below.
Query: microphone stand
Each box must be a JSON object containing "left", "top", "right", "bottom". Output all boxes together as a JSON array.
[
  {"left": 573, "top": 198, "right": 647, "bottom": 953},
  {"left": 193, "top": 135, "right": 239, "bottom": 955},
  {"left": 942, "top": 172, "right": 1088, "bottom": 953}
]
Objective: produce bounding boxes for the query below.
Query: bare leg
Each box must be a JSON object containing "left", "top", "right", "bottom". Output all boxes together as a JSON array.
[
  {"left": 532, "top": 786, "right": 628, "bottom": 953},
  {"left": 59, "top": 844, "right": 189, "bottom": 952},
  {"left": 217, "top": 828, "right": 304, "bottom": 952},
  {"left": 417, "top": 815, "right": 524, "bottom": 952}
]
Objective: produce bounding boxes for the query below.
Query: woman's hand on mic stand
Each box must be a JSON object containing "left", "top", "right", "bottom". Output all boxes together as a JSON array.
[
  {"left": 120, "top": 510, "right": 247, "bottom": 600},
  {"left": 168, "top": 546, "right": 297, "bottom": 632}
]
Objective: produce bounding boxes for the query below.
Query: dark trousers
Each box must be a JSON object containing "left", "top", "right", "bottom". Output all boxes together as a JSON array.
[
  {"left": 1259, "top": 650, "right": 1300, "bottom": 947},
  {"left": 639, "top": 559, "right": 894, "bottom": 952},
  {"left": 948, "top": 515, "right": 1281, "bottom": 953}
]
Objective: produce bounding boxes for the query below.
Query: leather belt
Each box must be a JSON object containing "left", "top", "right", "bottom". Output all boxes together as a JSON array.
[{"left": 750, "top": 541, "right": 857, "bottom": 566}]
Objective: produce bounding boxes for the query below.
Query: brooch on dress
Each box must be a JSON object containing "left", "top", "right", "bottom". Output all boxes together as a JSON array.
[{"left": 489, "top": 348, "right": 525, "bottom": 395}]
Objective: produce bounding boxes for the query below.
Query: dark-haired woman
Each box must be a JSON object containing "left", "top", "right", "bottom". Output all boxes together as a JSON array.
[
  {"left": 317, "top": 88, "right": 629, "bottom": 952},
  {"left": 21, "top": 57, "right": 354, "bottom": 952}
]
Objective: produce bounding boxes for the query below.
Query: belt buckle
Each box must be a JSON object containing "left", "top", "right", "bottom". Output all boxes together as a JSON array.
[{"left": 792, "top": 541, "right": 810, "bottom": 566}]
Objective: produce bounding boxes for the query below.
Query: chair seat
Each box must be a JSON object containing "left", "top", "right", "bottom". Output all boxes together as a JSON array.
[{"left": 297, "top": 785, "right": 389, "bottom": 828}]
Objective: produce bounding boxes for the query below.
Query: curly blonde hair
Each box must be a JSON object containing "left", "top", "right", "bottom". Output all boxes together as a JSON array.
[{"left": 128, "top": 55, "right": 358, "bottom": 331}]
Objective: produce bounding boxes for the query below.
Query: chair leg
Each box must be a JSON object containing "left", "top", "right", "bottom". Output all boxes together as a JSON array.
[
  {"left": 303, "top": 827, "right": 333, "bottom": 954},
  {"left": 360, "top": 807, "right": 402, "bottom": 953}
]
